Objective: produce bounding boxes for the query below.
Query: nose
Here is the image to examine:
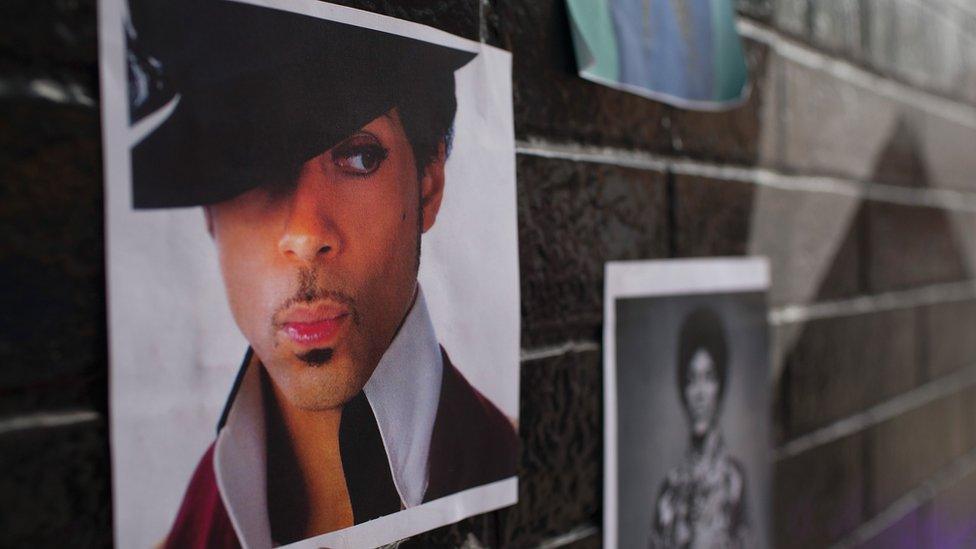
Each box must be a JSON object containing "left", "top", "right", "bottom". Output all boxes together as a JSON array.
[
  {"left": 277, "top": 168, "right": 340, "bottom": 264},
  {"left": 688, "top": 381, "right": 708, "bottom": 403}
]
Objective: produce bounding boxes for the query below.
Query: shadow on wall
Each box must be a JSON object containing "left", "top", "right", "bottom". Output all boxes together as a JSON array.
[{"left": 772, "top": 115, "right": 974, "bottom": 549}]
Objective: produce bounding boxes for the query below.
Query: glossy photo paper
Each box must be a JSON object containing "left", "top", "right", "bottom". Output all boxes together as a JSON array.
[
  {"left": 99, "top": 1, "right": 518, "bottom": 546},
  {"left": 604, "top": 258, "right": 771, "bottom": 548}
]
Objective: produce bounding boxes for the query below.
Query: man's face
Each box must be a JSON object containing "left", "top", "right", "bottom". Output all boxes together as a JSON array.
[{"left": 207, "top": 109, "right": 445, "bottom": 411}]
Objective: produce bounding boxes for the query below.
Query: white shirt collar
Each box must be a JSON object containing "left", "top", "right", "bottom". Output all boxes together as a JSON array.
[
  {"left": 213, "top": 288, "right": 443, "bottom": 548},
  {"left": 362, "top": 288, "right": 443, "bottom": 507}
]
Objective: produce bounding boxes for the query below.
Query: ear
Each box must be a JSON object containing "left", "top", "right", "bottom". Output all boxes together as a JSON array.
[
  {"left": 419, "top": 142, "right": 447, "bottom": 233},
  {"left": 203, "top": 205, "right": 216, "bottom": 238}
]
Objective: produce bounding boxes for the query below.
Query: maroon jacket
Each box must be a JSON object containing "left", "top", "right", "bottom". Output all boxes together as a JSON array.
[{"left": 164, "top": 353, "right": 517, "bottom": 548}]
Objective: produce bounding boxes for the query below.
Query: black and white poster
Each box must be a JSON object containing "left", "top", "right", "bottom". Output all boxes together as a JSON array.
[{"left": 604, "top": 258, "right": 771, "bottom": 549}]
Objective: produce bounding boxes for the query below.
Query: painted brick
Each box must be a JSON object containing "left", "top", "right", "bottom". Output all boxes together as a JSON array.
[
  {"left": 756, "top": 52, "right": 784, "bottom": 169},
  {"left": 0, "top": 0, "right": 98, "bottom": 90},
  {"left": 672, "top": 175, "right": 753, "bottom": 258},
  {"left": 0, "top": 377, "right": 107, "bottom": 419},
  {"left": 865, "top": 0, "right": 974, "bottom": 103},
  {"left": 0, "top": 100, "right": 105, "bottom": 415},
  {"left": 498, "top": 350, "right": 602, "bottom": 547},
  {"left": 562, "top": 532, "right": 601, "bottom": 549},
  {"left": 859, "top": 508, "right": 923, "bottom": 549},
  {"left": 774, "top": 433, "right": 866, "bottom": 548},
  {"left": 0, "top": 421, "right": 111, "bottom": 548},
  {"left": 865, "top": 202, "right": 970, "bottom": 293},
  {"left": 767, "top": 0, "right": 976, "bottom": 104},
  {"left": 748, "top": 185, "right": 864, "bottom": 306},
  {"left": 327, "top": 0, "right": 480, "bottom": 41},
  {"left": 518, "top": 155, "right": 668, "bottom": 348},
  {"left": 771, "top": 54, "right": 976, "bottom": 192},
  {"left": 917, "top": 110, "right": 976, "bottom": 193},
  {"left": 869, "top": 394, "right": 969, "bottom": 513},
  {"left": 487, "top": 0, "right": 673, "bottom": 152},
  {"left": 963, "top": 386, "right": 976, "bottom": 451},
  {"left": 810, "top": 0, "right": 865, "bottom": 60},
  {"left": 920, "top": 299, "right": 976, "bottom": 380},
  {"left": 860, "top": 457, "right": 976, "bottom": 548},
  {"left": 773, "top": 0, "right": 809, "bottom": 39},
  {"left": 921, "top": 465, "right": 976, "bottom": 547},
  {"left": 736, "top": 0, "right": 774, "bottom": 22},
  {"left": 778, "top": 309, "right": 918, "bottom": 440},
  {"left": 665, "top": 40, "right": 770, "bottom": 165},
  {"left": 805, "top": 206, "right": 866, "bottom": 301},
  {"left": 868, "top": 115, "right": 931, "bottom": 188},
  {"left": 775, "top": 55, "right": 900, "bottom": 183},
  {"left": 409, "top": 512, "right": 498, "bottom": 547},
  {"left": 770, "top": 323, "right": 797, "bottom": 442}
]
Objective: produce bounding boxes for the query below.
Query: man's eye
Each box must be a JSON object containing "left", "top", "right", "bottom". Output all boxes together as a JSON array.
[{"left": 332, "top": 143, "right": 388, "bottom": 176}]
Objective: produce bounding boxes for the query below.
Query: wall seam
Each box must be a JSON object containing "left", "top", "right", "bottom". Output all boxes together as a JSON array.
[
  {"left": 775, "top": 361, "right": 976, "bottom": 461},
  {"left": 665, "top": 169, "right": 678, "bottom": 257},
  {"left": 736, "top": 18, "right": 976, "bottom": 126},
  {"left": 521, "top": 340, "right": 600, "bottom": 363},
  {"left": 516, "top": 140, "right": 976, "bottom": 213},
  {"left": 830, "top": 445, "right": 976, "bottom": 548},
  {"left": 770, "top": 280, "right": 976, "bottom": 325},
  {"left": 520, "top": 281, "right": 976, "bottom": 363},
  {"left": 0, "top": 410, "right": 101, "bottom": 436},
  {"left": 0, "top": 77, "right": 96, "bottom": 107},
  {"left": 534, "top": 523, "right": 599, "bottom": 549}
]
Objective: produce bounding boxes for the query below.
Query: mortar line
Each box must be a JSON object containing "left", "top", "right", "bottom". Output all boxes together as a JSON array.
[
  {"left": 0, "top": 409, "right": 101, "bottom": 436},
  {"left": 736, "top": 17, "right": 976, "bottom": 129},
  {"left": 0, "top": 77, "right": 96, "bottom": 107},
  {"left": 775, "top": 362, "right": 976, "bottom": 461},
  {"left": 516, "top": 140, "right": 976, "bottom": 213},
  {"left": 520, "top": 282, "right": 976, "bottom": 363},
  {"left": 517, "top": 140, "right": 670, "bottom": 172},
  {"left": 477, "top": 0, "right": 487, "bottom": 43},
  {"left": 769, "top": 280, "right": 976, "bottom": 325},
  {"left": 830, "top": 445, "right": 976, "bottom": 548},
  {"left": 535, "top": 523, "right": 599, "bottom": 549},
  {"left": 521, "top": 340, "right": 600, "bottom": 363}
]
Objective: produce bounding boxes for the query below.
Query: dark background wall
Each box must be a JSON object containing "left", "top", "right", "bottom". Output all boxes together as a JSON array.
[{"left": 3, "top": 0, "right": 976, "bottom": 547}]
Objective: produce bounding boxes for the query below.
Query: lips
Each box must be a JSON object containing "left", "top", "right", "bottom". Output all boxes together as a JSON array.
[
  {"left": 283, "top": 317, "right": 347, "bottom": 344},
  {"left": 277, "top": 302, "right": 350, "bottom": 347}
]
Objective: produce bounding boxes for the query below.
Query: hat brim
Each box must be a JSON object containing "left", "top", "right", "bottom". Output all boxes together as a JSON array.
[{"left": 128, "top": 0, "right": 476, "bottom": 208}]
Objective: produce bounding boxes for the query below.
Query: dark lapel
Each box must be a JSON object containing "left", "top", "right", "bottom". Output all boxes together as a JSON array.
[
  {"left": 339, "top": 391, "right": 402, "bottom": 523},
  {"left": 425, "top": 349, "right": 519, "bottom": 502},
  {"left": 219, "top": 350, "right": 405, "bottom": 527},
  {"left": 237, "top": 345, "right": 518, "bottom": 525}
]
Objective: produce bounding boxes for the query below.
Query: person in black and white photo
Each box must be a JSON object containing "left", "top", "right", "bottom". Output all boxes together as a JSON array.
[
  {"left": 604, "top": 259, "right": 770, "bottom": 549},
  {"left": 650, "top": 307, "right": 750, "bottom": 549}
]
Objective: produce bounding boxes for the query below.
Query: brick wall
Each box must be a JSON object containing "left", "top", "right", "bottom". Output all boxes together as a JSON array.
[{"left": 2, "top": 0, "right": 975, "bottom": 547}]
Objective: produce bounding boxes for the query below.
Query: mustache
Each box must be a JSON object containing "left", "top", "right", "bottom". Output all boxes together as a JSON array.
[{"left": 270, "top": 267, "right": 361, "bottom": 328}]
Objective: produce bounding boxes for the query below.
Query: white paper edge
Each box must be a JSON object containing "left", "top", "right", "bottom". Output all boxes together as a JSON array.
[
  {"left": 579, "top": 71, "right": 752, "bottom": 112},
  {"left": 602, "top": 257, "right": 769, "bottom": 549},
  {"left": 97, "top": 0, "right": 128, "bottom": 543},
  {"left": 231, "top": 0, "right": 482, "bottom": 53},
  {"left": 282, "top": 477, "right": 517, "bottom": 549}
]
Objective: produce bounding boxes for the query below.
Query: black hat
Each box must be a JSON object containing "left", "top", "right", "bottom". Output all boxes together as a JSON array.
[{"left": 125, "top": 0, "right": 476, "bottom": 208}]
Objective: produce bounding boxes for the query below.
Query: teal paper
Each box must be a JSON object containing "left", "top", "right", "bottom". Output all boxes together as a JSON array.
[
  {"left": 566, "top": 0, "right": 749, "bottom": 110},
  {"left": 566, "top": 0, "right": 619, "bottom": 83}
]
